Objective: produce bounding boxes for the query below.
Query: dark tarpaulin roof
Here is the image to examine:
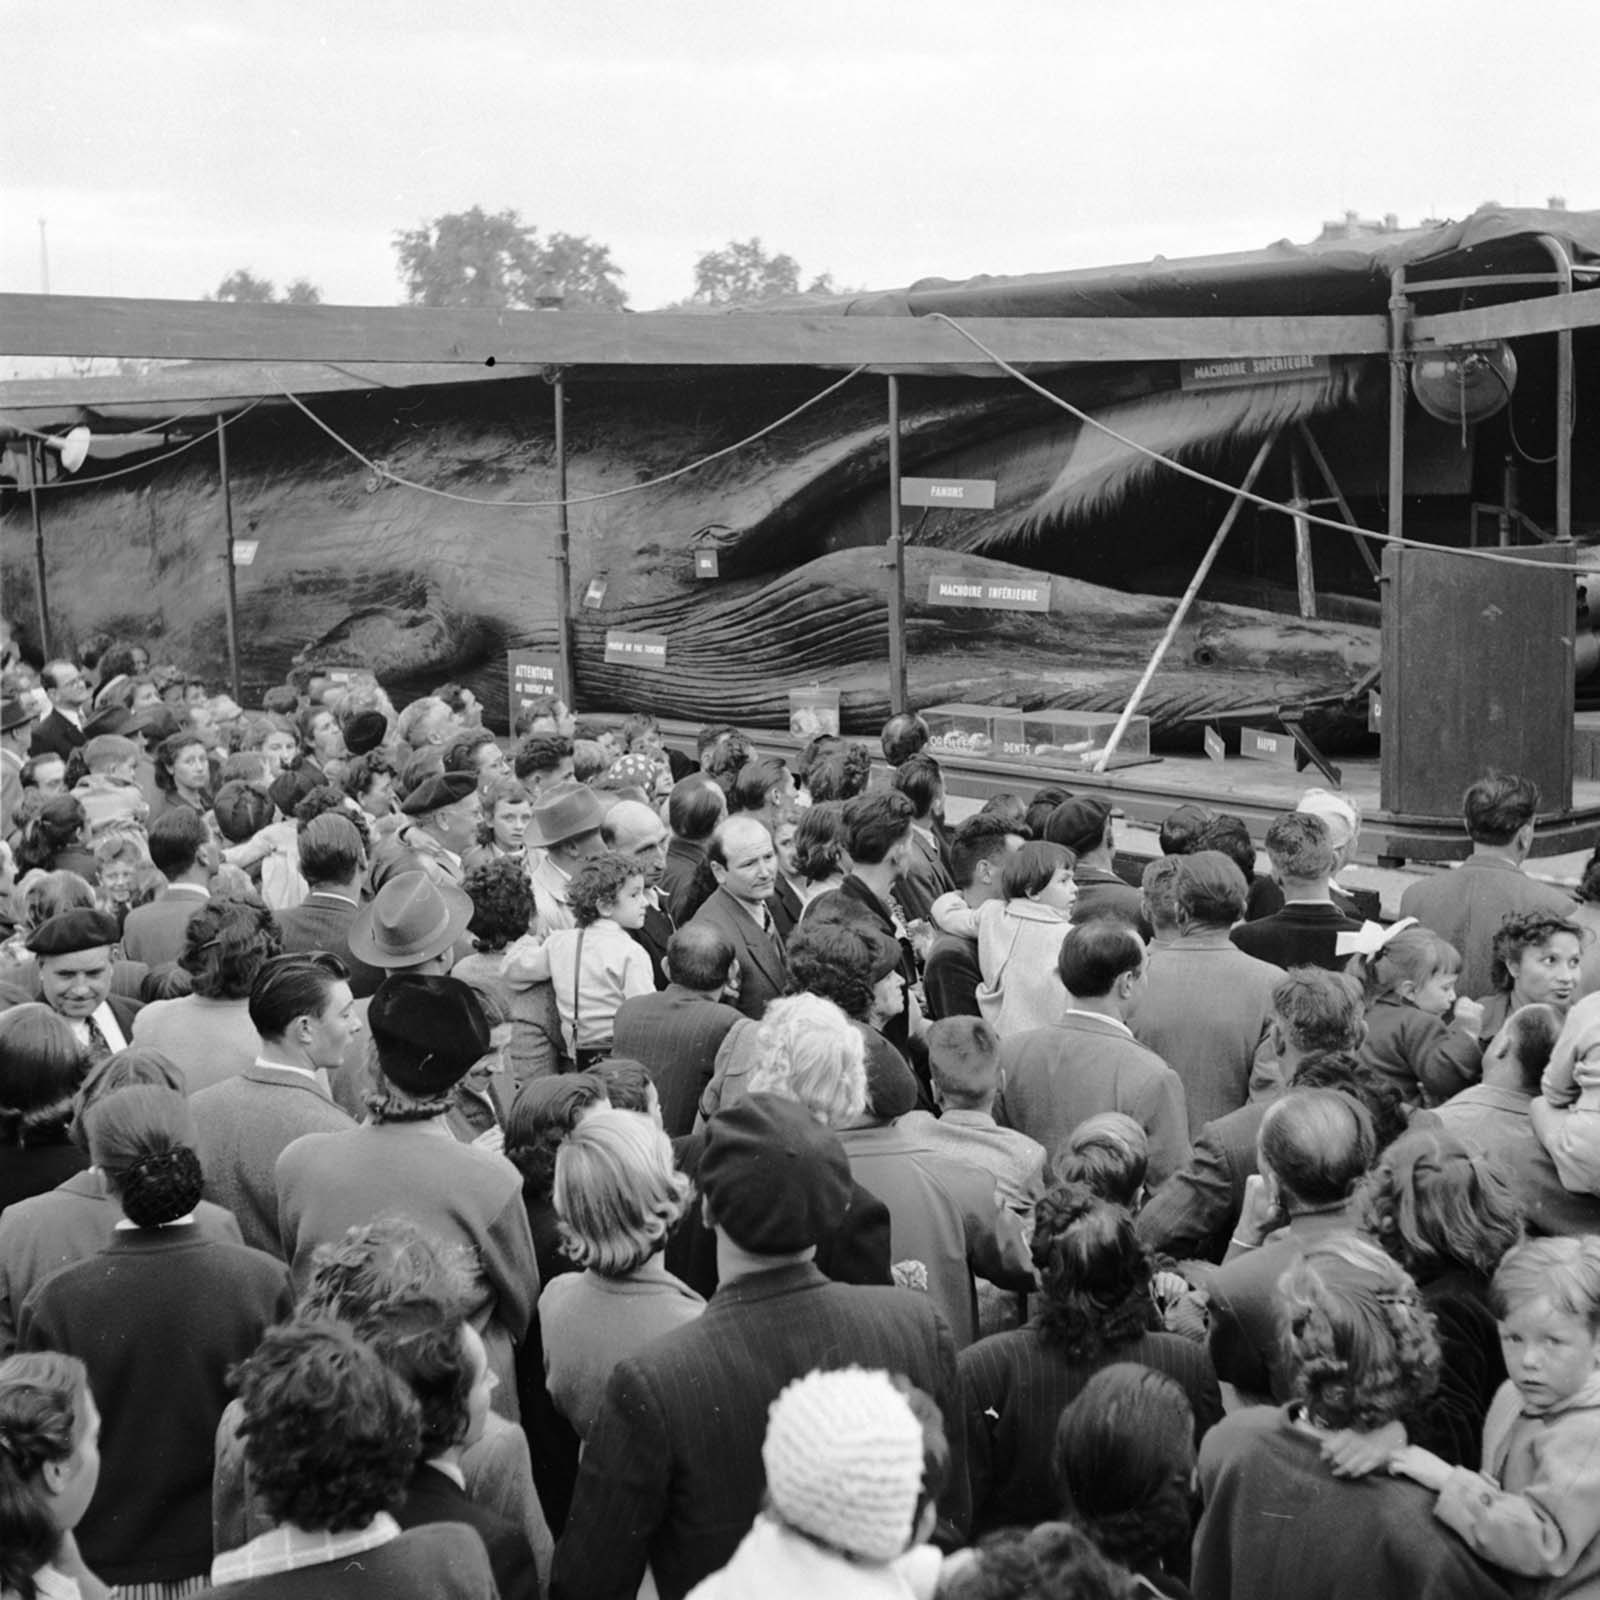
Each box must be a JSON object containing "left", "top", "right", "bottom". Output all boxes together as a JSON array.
[{"left": 815, "top": 205, "right": 1600, "bottom": 320}]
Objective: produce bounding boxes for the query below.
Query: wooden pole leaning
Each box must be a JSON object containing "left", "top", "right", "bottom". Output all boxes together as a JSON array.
[{"left": 1090, "top": 431, "right": 1279, "bottom": 774}]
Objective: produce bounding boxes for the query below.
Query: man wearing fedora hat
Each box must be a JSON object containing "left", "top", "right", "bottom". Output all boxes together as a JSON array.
[
  {"left": 276, "top": 972, "right": 538, "bottom": 1422},
  {"left": 1, "top": 695, "right": 36, "bottom": 849},
  {"left": 326, "top": 870, "right": 476, "bottom": 1118},
  {"left": 527, "top": 782, "right": 607, "bottom": 937}
]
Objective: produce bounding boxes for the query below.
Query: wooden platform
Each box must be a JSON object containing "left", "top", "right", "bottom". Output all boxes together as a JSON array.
[{"left": 656, "top": 720, "right": 1600, "bottom": 869}]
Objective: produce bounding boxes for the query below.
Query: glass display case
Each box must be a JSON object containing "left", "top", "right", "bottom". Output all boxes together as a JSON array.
[{"left": 1021, "top": 710, "right": 1151, "bottom": 768}]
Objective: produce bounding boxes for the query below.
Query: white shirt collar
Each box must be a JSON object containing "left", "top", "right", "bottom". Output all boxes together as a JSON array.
[
  {"left": 1061, "top": 1007, "right": 1135, "bottom": 1039},
  {"left": 424, "top": 1457, "right": 467, "bottom": 1490}
]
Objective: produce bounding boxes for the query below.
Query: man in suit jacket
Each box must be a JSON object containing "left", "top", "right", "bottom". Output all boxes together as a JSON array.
[
  {"left": 551, "top": 1095, "right": 968, "bottom": 1600},
  {"left": 1, "top": 696, "right": 35, "bottom": 849},
  {"left": 1204, "top": 1087, "right": 1373, "bottom": 1404},
  {"left": 1230, "top": 811, "right": 1361, "bottom": 972},
  {"left": 1045, "top": 796, "right": 1153, "bottom": 938},
  {"left": 1136, "top": 965, "right": 1367, "bottom": 1262},
  {"left": 996, "top": 920, "right": 1190, "bottom": 1190},
  {"left": 612, "top": 924, "right": 744, "bottom": 1136},
  {"left": 189, "top": 953, "right": 359, "bottom": 1255},
  {"left": 688, "top": 816, "right": 788, "bottom": 1021},
  {"left": 273, "top": 812, "right": 385, "bottom": 997},
  {"left": 889, "top": 753, "right": 955, "bottom": 922},
  {"left": 28, "top": 909, "right": 143, "bottom": 1060},
  {"left": 1132, "top": 851, "right": 1284, "bottom": 1134},
  {"left": 27, "top": 660, "right": 91, "bottom": 761},
  {"left": 1398, "top": 771, "right": 1577, "bottom": 999},
  {"left": 120, "top": 807, "right": 214, "bottom": 970}
]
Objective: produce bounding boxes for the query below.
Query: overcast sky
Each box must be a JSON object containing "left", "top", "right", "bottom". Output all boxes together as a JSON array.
[{"left": 2, "top": 0, "right": 1593, "bottom": 318}]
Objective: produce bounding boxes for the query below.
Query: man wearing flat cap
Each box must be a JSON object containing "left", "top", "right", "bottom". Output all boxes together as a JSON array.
[
  {"left": 1044, "top": 796, "right": 1150, "bottom": 937},
  {"left": 553, "top": 1093, "right": 968, "bottom": 1600},
  {"left": 373, "top": 769, "right": 480, "bottom": 887},
  {"left": 276, "top": 972, "right": 538, "bottom": 1419},
  {"left": 526, "top": 781, "right": 606, "bottom": 937},
  {"left": 1, "top": 695, "right": 36, "bottom": 849},
  {"left": 27, "top": 909, "right": 143, "bottom": 1062}
]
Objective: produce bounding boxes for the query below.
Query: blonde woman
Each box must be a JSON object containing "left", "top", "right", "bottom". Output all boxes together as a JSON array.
[{"left": 539, "top": 1107, "right": 703, "bottom": 1438}]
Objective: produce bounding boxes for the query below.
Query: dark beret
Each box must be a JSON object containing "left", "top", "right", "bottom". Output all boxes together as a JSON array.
[
  {"left": 1044, "top": 796, "right": 1113, "bottom": 856},
  {"left": 367, "top": 973, "right": 490, "bottom": 1096},
  {"left": 26, "top": 908, "right": 122, "bottom": 956},
  {"left": 400, "top": 771, "right": 478, "bottom": 816},
  {"left": 700, "top": 1093, "right": 851, "bottom": 1254},
  {"left": 342, "top": 710, "right": 389, "bottom": 756}
]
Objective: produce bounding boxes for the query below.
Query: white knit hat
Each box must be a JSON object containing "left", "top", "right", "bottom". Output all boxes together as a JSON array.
[{"left": 761, "top": 1367, "right": 925, "bottom": 1562}]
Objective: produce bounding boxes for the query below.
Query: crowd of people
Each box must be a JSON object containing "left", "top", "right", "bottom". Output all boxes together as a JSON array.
[{"left": 2, "top": 633, "right": 1600, "bottom": 1599}]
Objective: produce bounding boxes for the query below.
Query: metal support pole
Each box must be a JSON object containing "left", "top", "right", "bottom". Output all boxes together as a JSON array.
[
  {"left": 26, "top": 442, "right": 52, "bottom": 657},
  {"left": 1091, "top": 431, "right": 1278, "bottom": 772},
  {"left": 1536, "top": 234, "right": 1574, "bottom": 542},
  {"left": 1387, "top": 267, "right": 1410, "bottom": 545},
  {"left": 552, "top": 375, "right": 575, "bottom": 710},
  {"left": 1289, "top": 444, "right": 1317, "bottom": 619},
  {"left": 886, "top": 375, "right": 907, "bottom": 715},
  {"left": 216, "top": 417, "right": 242, "bottom": 705}
]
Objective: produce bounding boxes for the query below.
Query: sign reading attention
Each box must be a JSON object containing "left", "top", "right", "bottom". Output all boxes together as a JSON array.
[
  {"left": 507, "top": 648, "right": 569, "bottom": 718},
  {"left": 1179, "top": 354, "right": 1331, "bottom": 391},
  {"left": 926, "top": 575, "right": 1051, "bottom": 613},
  {"left": 900, "top": 477, "right": 997, "bottom": 510},
  {"left": 604, "top": 630, "right": 668, "bottom": 669}
]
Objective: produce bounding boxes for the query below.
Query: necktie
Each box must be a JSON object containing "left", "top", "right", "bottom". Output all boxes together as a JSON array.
[{"left": 84, "top": 1015, "right": 112, "bottom": 1066}]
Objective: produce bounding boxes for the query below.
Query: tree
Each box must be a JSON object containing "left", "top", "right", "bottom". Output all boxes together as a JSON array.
[
  {"left": 206, "top": 270, "right": 324, "bottom": 305},
  {"left": 689, "top": 238, "right": 838, "bottom": 307},
  {"left": 393, "top": 206, "right": 628, "bottom": 311}
]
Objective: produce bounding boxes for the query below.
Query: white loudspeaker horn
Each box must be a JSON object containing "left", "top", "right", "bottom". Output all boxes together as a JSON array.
[{"left": 44, "top": 426, "right": 92, "bottom": 473}]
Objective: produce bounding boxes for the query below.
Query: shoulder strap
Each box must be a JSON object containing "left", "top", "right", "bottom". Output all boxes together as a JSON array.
[{"left": 570, "top": 925, "right": 587, "bottom": 1054}]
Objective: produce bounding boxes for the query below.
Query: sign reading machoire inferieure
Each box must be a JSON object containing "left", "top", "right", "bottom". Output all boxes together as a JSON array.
[{"left": 926, "top": 576, "right": 1051, "bottom": 613}]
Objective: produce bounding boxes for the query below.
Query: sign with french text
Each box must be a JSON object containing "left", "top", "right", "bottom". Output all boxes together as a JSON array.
[
  {"left": 507, "top": 648, "right": 569, "bottom": 719},
  {"left": 604, "top": 630, "right": 668, "bottom": 670},
  {"left": 1179, "top": 354, "right": 1332, "bottom": 391},
  {"left": 900, "top": 477, "right": 997, "bottom": 510},
  {"left": 926, "top": 575, "right": 1051, "bottom": 612},
  {"left": 1240, "top": 727, "right": 1297, "bottom": 767}
]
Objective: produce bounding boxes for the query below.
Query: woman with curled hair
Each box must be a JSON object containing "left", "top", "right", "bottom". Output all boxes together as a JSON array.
[
  {"left": 958, "top": 1184, "right": 1222, "bottom": 1537},
  {"left": 16, "top": 1086, "right": 291, "bottom": 1595},
  {"left": 1053, "top": 1363, "right": 1197, "bottom": 1600},
  {"left": 1192, "top": 1234, "right": 1507, "bottom": 1600},
  {"left": 541, "top": 1107, "right": 703, "bottom": 1439},
  {"left": 0, "top": 1046, "right": 242, "bottom": 1356},
  {"left": 791, "top": 800, "right": 851, "bottom": 906},
  {"left": 13, "top": 796, "right": 94, "bottom": 883},
  {"left": 0, "top": 1005, "right": 89, "bottom": 1219},
  {"left": 206, "top": 1319, "right": 495, "bottom": 1599},
  {"left": 212, "top": 1217, "right": 548, "bottom": 1576},
  {"left": 0, "top": 1351, "right": 106, "bottom": 1600},
  {"left": 130, "top": 899, "right": 282, "bottom": 1094},
  {"left": 1353, "top": 1125, "right": 1522, "bottom": 1468},
  {"left": 150, "top": 729, "right": 213, "bottom": 822},
  {"left": 1479, "top": 908, "right": 1586, "bottom": 1042}
]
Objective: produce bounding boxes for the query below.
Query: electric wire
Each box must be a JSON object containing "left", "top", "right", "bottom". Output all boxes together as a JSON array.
[{"left": 18, "top": 400, "right": 265, "bottom": 491}]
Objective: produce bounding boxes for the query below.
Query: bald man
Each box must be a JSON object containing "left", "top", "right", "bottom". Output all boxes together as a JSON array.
[
  {"left": 687, "top": 815, "right": 789, "bottom": 1020},
  {"left": 603, "top": 799, "right": 674, "bottom": 989}
]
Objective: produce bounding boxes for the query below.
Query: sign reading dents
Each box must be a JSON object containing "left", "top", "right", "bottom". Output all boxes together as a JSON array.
[
  {"left": 926, "top": 575, "right": 1051, "bottom": 612},
  {"left": 604, "top": 630, "right": 669, "bottom": 669},
  {"left": 899, "top": 477, "right": 998, "bottom": 509}
]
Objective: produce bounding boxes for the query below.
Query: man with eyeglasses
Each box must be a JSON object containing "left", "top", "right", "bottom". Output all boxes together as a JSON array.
[
  {"left": 189, "top": 952, "right": 358, "bottom": 1257},
  {"left": 29, "top": 660, "right": 93, "bottom": 761}
]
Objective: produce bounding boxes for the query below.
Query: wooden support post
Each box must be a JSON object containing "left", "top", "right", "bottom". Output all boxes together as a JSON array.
[
  {"left": 1387, "top": 268, "right": 1410, "bottom": 545},
  {"left": 26, "top": 441, "right": 52, "bottom": 657},
  {"left": 1091, "top": 430, "right": 1278, "bottom": 772},
  {"left": 216, "top": 416, "right": 242, "bottom": 705},
  {"left": 1290, "top": 444, "right": 1317, "bottom": 619},
  {"left": 886, "top": 374, "right": 907, "bottom": 715},
  {"left": 1296, "top": 420, "right": 1380, "bottom": 581},
  {"left": 552, "top": 374, "right": 575, "bottom": 711}
]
